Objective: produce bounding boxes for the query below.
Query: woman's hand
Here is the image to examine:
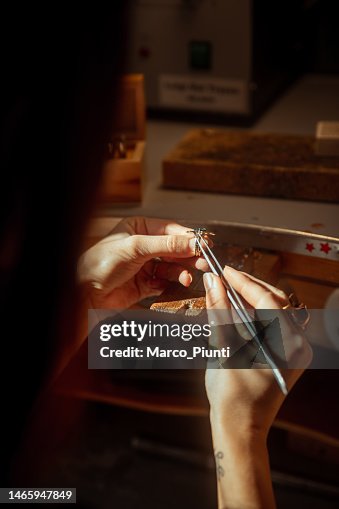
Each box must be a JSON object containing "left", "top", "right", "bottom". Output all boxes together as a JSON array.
[
  {"left": 203, "top": 266, "right": 312, "bottom": 509},
  {"left": 78, "top": 216, "right": 207, "bottom": 309},
  {"left": 204, "top": 266, "right": 312, "bottom": 436}
]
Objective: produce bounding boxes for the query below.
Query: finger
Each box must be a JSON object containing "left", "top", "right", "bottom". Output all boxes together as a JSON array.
[
  {"left": 135, "top": 217, "right": 215, "bottom": 240},
  {"left": 203, "top": 270, "right": 254, "bottom": 340},
  {"left": 148, "top": 219, "right": 192, "bottom": 236},
  {"left": 223, "top": 266, "right": 283, "bottom": 340},
  {"left": 203, "top": 272, "right": 235, "bottom": 325},
  {"left": 116, "top": 217, "right": 191, "bottom": 236},
  {"left": 203, "top": 273, "right": 240, "bottom": 352},
  {"left": 159, "top": 255, "right": 209, "bottom": 272},
  {"left": 239, "top": 272, "right": 289, "bottom": 305},
  {"left": 129, "top": 234, "right": 197, "bottom": 260},
  {"left": 225, "top": 266, "right": 313, "bottom": 368},
  {"left": 203, "top": 273, "right": 229, "bottom": 309},
  {"left": 102, "top": 277, "right": 168, "bottom": 309},
  {"left": 224, "top": 266, "right": 282, "bottom": 309},
  {"left": 147, "top": 261, "right": 193, "bottom": 287}
]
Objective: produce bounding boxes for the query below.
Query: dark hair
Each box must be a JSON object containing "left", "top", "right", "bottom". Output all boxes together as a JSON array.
[{"left": 0, "top": 3, "right": 128, "bottom": 482}]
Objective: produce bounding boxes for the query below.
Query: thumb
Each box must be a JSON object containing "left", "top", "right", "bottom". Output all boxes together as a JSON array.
[{"left": 203, "top": 273, "right": 230, "bottom": 310}]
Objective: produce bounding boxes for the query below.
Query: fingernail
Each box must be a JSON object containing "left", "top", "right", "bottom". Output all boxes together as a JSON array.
[
  {"left": 277, "top": 289, "right": 288, "bottom": 299},
  {"left": 224, "top": 265, "right": 236, "bottom": 274},
  {"left": 203, "top": 272, "right": 215, "bottom": 290},
  {"left": 179, "top": 271, "right": 193, "bottom": 287},
  {"left": 92, "top": 281, "right": 104, "bottom": 291}
]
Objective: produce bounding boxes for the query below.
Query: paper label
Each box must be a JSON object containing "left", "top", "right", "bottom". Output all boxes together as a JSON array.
[{"left": 159, "top": 74, "right": 248, "bottom": 113}]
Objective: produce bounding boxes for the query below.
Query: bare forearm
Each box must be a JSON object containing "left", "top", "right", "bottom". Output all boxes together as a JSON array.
[{"left": 210, "top": 412, "right": 276, "bottom": 509}]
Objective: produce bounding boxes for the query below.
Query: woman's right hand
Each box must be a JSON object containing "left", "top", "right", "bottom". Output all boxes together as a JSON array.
[
  {"left": 203, "top": 266, "right": 313, "bottom": 509},
  {"left": 204, "top": 266, "right": 313, "bottom": 436}
]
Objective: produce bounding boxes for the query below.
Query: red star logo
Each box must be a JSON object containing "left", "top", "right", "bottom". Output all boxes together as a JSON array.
[
  {"left": 306, "top": 243, "right": 315, "bottom": 252},
  {"left": 320, "top": 243, "right": 331, "bottom": 254}
]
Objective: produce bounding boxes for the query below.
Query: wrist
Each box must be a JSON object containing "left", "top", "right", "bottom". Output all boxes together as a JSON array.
[{"left": 209, "top": 407, "right": 271, "bottom": 442}]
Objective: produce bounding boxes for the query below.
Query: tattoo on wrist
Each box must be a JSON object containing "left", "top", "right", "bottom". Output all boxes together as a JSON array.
[{"left": 215, "top": 450, "right": 224, "bottom": 480}]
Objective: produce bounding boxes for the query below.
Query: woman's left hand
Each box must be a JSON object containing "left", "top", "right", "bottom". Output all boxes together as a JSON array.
[{"left": 78, "top": 216, "right": 208, "bottom": 309}]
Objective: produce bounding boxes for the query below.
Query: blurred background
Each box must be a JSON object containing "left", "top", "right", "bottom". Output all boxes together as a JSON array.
[{"left": 122, "top": 0, "right": 339, "bottom": 125}]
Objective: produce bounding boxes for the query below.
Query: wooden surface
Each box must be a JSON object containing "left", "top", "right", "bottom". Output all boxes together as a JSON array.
[
  {"left": 162, "top": 129, "right": 339, "bottom": 202},
  {"left": 100, "top": 140, "right": 145, "bottom": 203},
  {"left": 55, "top": 341, "right": 339, "bottom": 455},
  {"left": 99, "top": 74, "right": 145, "bottom": 205},
  {"left": 112, "top": 74, "right": 146, "bottom": 141},
  {"left": 278, "top": 277, "right": 335, "bottom": 309},
  {"left": 281, "top": 252, "right": 339, "bottom": 285}
]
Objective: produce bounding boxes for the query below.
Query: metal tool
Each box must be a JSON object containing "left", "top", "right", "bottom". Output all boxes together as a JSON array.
[{"left": 191, "top": 228, "right": 288, "bottom": 396}]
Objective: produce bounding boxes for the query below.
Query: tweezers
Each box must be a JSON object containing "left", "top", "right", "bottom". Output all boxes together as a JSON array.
[{"left": 192, "top": 229, "right": 288, "bottom": 396}]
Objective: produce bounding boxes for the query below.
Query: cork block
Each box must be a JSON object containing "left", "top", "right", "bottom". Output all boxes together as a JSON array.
[{"left": 162, "top": 129, "right": 339, "bottom": 202}]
